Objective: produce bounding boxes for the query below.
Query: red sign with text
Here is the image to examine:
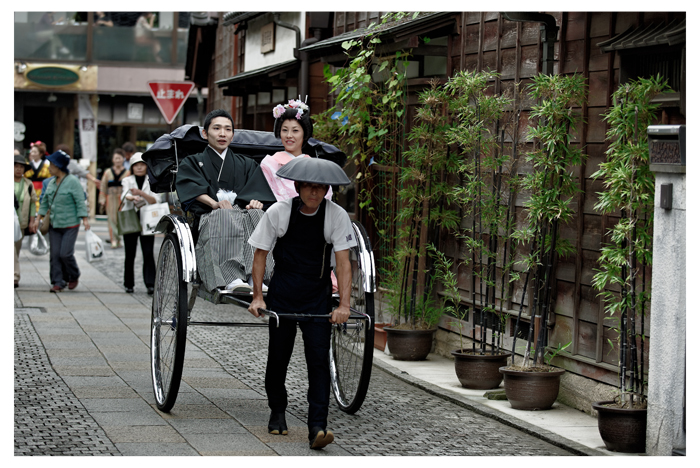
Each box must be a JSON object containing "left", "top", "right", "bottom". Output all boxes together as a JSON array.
[{"left": 147, "top": 81, "right": 195, "bottom": 124}]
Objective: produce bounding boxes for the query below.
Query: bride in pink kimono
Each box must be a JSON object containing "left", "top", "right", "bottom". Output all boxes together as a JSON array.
[
  {"left": 260, "top": 99, "right": 332, "bottom": 202},
  {"left": 260, "top": 100, "right": 337, "bottom": 290}
]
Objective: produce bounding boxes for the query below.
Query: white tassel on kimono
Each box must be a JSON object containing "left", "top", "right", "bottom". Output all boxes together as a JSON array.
[{"left": 216, "top": 189, "right": 237, "bottom": 204}]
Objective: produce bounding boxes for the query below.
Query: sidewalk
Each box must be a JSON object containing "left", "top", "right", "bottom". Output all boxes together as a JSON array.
[
  {"left": 14, "top": 221, "right": 622, "bottom": 456},
  {"left": 371, "top": 348, "right": 617, "bottom": 456}
]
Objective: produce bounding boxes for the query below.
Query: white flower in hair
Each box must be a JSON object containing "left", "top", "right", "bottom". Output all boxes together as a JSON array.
[
  {"left": 272, "top": 99, "right": 309, "bottom": 119},
  {"left": 273, "top": 104, "right": 285, "bottom": 119}
]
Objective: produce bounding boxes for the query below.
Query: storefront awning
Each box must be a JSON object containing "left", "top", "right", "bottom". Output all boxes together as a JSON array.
[
  {"left": 216, "top": 59, "right": 299, "bottom": 96},
  {"left": 597, "top": 18, "right": 685, "bottom": 52},
  {"left": 299, "top": 12, "right": 456, "bottom": 64}
]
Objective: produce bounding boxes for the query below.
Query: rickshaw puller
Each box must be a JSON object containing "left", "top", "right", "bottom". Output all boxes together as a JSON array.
[{"left": 247, "top": 157, "right": 356, "bottom": 450}]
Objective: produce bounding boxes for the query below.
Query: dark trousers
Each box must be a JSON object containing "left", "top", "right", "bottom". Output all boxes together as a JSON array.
[
  {"left": 123, "top": 232, "right": 155, "bottom": 288},
  {"left": 48, "top": 226, "right": 80, "bottom": 288},
  {"left": 265, "top": 318, "right": 332, "bottom": 431}
]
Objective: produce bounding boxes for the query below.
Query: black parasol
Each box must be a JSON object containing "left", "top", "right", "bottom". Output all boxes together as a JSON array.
[{"left": 276, "top": 157, "right": 352, "bottom": 186}]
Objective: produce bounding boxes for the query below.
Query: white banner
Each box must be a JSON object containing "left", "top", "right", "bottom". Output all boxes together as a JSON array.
[{"left": 78, "top": 94, "right": 97, "bottom": 162}]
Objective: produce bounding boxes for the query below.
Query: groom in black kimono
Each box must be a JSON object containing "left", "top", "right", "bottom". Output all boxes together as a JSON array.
[{"left": 175, "top": 109, "right": 276, "bottom": 243}]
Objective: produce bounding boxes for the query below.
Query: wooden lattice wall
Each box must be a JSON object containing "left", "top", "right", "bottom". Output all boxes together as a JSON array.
[{"left": 441, "top": 11, "right": 685, "bottom": 384}]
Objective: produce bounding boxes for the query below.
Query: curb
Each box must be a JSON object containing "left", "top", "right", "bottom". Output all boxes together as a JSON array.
[{"left": 370, "top": 356, "right": 604, "bottom": 456}]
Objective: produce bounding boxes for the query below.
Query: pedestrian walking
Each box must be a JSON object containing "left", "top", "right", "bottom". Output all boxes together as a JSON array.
[
  {"left": 37, "top": 150, "right": 90, "bottom": 292},
  {"left": 122, "top": 141, "right": 136, "bottom": 171},
  {"left": 120, "top": 153, "right": 162, "bottom": 295},
  {"left": 24, "top": 141, "right": 51, "bottom": 212},
  {"left": 14, "top": 154, "right": 38, "bottom": 288},
  {"left": 247, "top": 157, "right": 356, "bottom": 450},
  {"left": 99, "top": 148, "right": 129, "bottom": 248}
]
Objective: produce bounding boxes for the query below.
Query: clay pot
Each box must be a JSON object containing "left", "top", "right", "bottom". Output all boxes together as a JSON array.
[
  {"left": 451, "top": 350, "right": 511, "bottom": 389},
  {"left": 384, "top": 327, "right": 436, "bottom": 361},
  {"left": 499, "top": 366, "right": 565, "bottom": 410},
  {"left": 592, "top": 400, "right": 647, "bottom": 453},
  {"left": 373, "top": 323, "right": 392, "bottom": 352}
]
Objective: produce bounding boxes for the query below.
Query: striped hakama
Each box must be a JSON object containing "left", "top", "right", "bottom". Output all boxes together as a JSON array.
[{"left": 195, "top": 207, "right": 274, "bottom": 292}]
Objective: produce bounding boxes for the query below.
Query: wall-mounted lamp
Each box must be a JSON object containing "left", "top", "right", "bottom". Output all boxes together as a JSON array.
[
  {"left": 16, "top": 62, "right": 27, "bottom": 74},
  {"left": 47, "top": 93, "right": 57, "bottom": 103}
]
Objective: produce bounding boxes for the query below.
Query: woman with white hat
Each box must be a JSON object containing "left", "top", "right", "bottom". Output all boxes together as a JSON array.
[{"left": 120, "top": 152, "right": 164, "bottom": 295}]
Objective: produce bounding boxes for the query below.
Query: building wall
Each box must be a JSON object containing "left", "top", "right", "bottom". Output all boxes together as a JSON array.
[
  {"left": 440, "top": 11, "right": 685, "bottom": 389},
  {"left": 209, "top": 12, "right": 235, "bottom": 115},
  {"left": 244, "top": 12, "right": 305, "bottom": 72}
]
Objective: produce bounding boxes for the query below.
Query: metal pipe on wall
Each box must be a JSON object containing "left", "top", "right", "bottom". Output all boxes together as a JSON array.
[{"left": 501, "top": 12, "right": 559, "bottom": 75}]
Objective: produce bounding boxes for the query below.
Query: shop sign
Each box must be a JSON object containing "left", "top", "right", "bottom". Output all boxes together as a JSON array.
[{"left": 25, "top": 66, "right": 80, "bottom": 87}]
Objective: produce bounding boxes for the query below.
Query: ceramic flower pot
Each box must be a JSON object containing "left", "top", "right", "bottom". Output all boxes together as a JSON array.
[
  {"left": 384, "top": 327, "right": 436, "bottom": 361},
  {"left": 592, "top": 400, "right": 647, "bottom": 453},
  {"left": 451, "top": 350, "right": 511, "bottom": 389},
  {"left": 499, "top": 366, "right": 565, "bottom": 410},
  {"left": 373, "top": 322, "right": 392, "bottom": 352}
]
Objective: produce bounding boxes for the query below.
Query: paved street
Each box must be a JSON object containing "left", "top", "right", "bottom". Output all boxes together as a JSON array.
[{"left": 15, "top": 221, "right": 573, "bottom": 456}]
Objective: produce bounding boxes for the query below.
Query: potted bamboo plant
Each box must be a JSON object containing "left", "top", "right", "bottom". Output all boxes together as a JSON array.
[
  {"left": 590, "top": 75, "right": 669, "bottom": 453},
  {"left": 383, "top": 79, "right": 460, "bottom": 361},
  {"left": 439, "top": 70, "right": 520, "bottom": 389},
  {"left": 313, "top": 13, "right": 413, "bottom": 353},
  {"left": 501, "top": 72, "right": 587, "bottom": 410}
]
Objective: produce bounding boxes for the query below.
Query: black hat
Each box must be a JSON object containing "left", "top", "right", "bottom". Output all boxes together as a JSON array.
[
  {"left": 14, "top": 154, "right": 30, "bottom": 170},
  {"left": 276, "top": 157, "right": 350, "bottom": 185}
]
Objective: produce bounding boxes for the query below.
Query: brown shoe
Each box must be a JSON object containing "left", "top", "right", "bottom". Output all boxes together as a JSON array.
[
  {"left": 68, "top": 280, "right": 79, "bottom": 290},
  {"left": 50, "top": 285, "right": 64, "bottom": 293},
  {"left": 309, "top": 427, "right": 334, "bottom": 450}
]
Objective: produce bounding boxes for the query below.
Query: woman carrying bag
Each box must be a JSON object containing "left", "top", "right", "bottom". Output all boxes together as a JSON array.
[
  {"left": 14, "top": 154, "right": 38, "bottom": 288},
  {"left": 99, "top": 148, "right": 129, "bottom": 248},
  {"left": 37, "top": 151, "right": 89, "bottom": 293},
  {"left": 120, "top": 153, "right": 163, "bottom": 295}
]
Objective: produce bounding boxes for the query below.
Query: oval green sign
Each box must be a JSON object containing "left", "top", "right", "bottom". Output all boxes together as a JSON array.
[{"left": 26, "top": 67, "right": 79, "bottom": 87}]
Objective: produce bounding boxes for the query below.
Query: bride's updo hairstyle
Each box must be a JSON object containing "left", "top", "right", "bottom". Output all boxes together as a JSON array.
[{"left": 272, "top": 99, "right": 313, "bottom": 144}]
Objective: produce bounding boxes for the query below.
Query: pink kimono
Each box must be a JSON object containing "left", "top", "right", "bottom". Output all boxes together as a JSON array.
[{"left": 260, "top": 152, "right": 332, "bottom": 202}]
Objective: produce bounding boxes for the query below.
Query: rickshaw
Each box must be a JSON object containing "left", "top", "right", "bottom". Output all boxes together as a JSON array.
[{"left": 142, "top": 125, "right": 376, "bottom": 415}]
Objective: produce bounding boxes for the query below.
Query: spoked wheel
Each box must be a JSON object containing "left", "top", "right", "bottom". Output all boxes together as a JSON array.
[
  {"left": 330, "top": 221, "right": 375, "bottom": 414},
  {"left": 150, "top": 231, "right": 189, "bottom": 412}
]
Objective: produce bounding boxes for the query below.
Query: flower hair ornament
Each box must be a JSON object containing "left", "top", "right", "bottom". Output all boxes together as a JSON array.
[{"left": 273, "top": 98, "right": 309, "bottom": 120}]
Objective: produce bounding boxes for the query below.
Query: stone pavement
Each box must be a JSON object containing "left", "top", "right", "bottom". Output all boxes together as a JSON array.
[{"left": 14, "top": 220, "right": 608, "bottom": 456}]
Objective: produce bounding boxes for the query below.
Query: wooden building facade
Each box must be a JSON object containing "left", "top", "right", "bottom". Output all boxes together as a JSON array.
[{"left": 190, "top": 11, "right": 686, "bottom": 389}]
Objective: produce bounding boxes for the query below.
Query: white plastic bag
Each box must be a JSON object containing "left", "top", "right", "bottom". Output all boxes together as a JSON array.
[
  {"left": 29, "top": 231, "right": 49, "bottom": 256},
  {"left": 14, "top": 209, "right": 21, "bottom": 242},
  {"left": 85, "top": 229, "right": 104, "bottom": 262},
  {"left": 140, "top": 202, "right": 170, "bottom": 235}
]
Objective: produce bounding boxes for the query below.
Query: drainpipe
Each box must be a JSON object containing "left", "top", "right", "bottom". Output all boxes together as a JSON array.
[
  {"left": 273, "top": 13, "right": 306, "bottom": 99},
  {"left": 196, "top": 88, "right": 205, "bottom": 126},
  {"left": 501, "top": 12, "right": 559, "bottom": 75}
]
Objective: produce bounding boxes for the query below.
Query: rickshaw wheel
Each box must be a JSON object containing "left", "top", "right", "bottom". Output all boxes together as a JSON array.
[
  {"left": 330, "top": 221, "right": 375, "bottom": 414},
  {"left": 150, "top": 231, "right": 189, "bottom": 412}
]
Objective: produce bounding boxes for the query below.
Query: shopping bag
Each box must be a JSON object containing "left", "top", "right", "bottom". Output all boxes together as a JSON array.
[
  {"left": 85, "top": 229, "right": 104, "bottom": 262},
  {"left": 14, "top": 209, "right": 21, "bottom": 242},
  {"left": 29, "top": 231, "right": 49, "bottom": 256},
  {"left": 117, "top": 208, "right": 142, "bottom": 235},
  {"left": 140, "top": 202, "right": 170, "bottom": 235}
]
